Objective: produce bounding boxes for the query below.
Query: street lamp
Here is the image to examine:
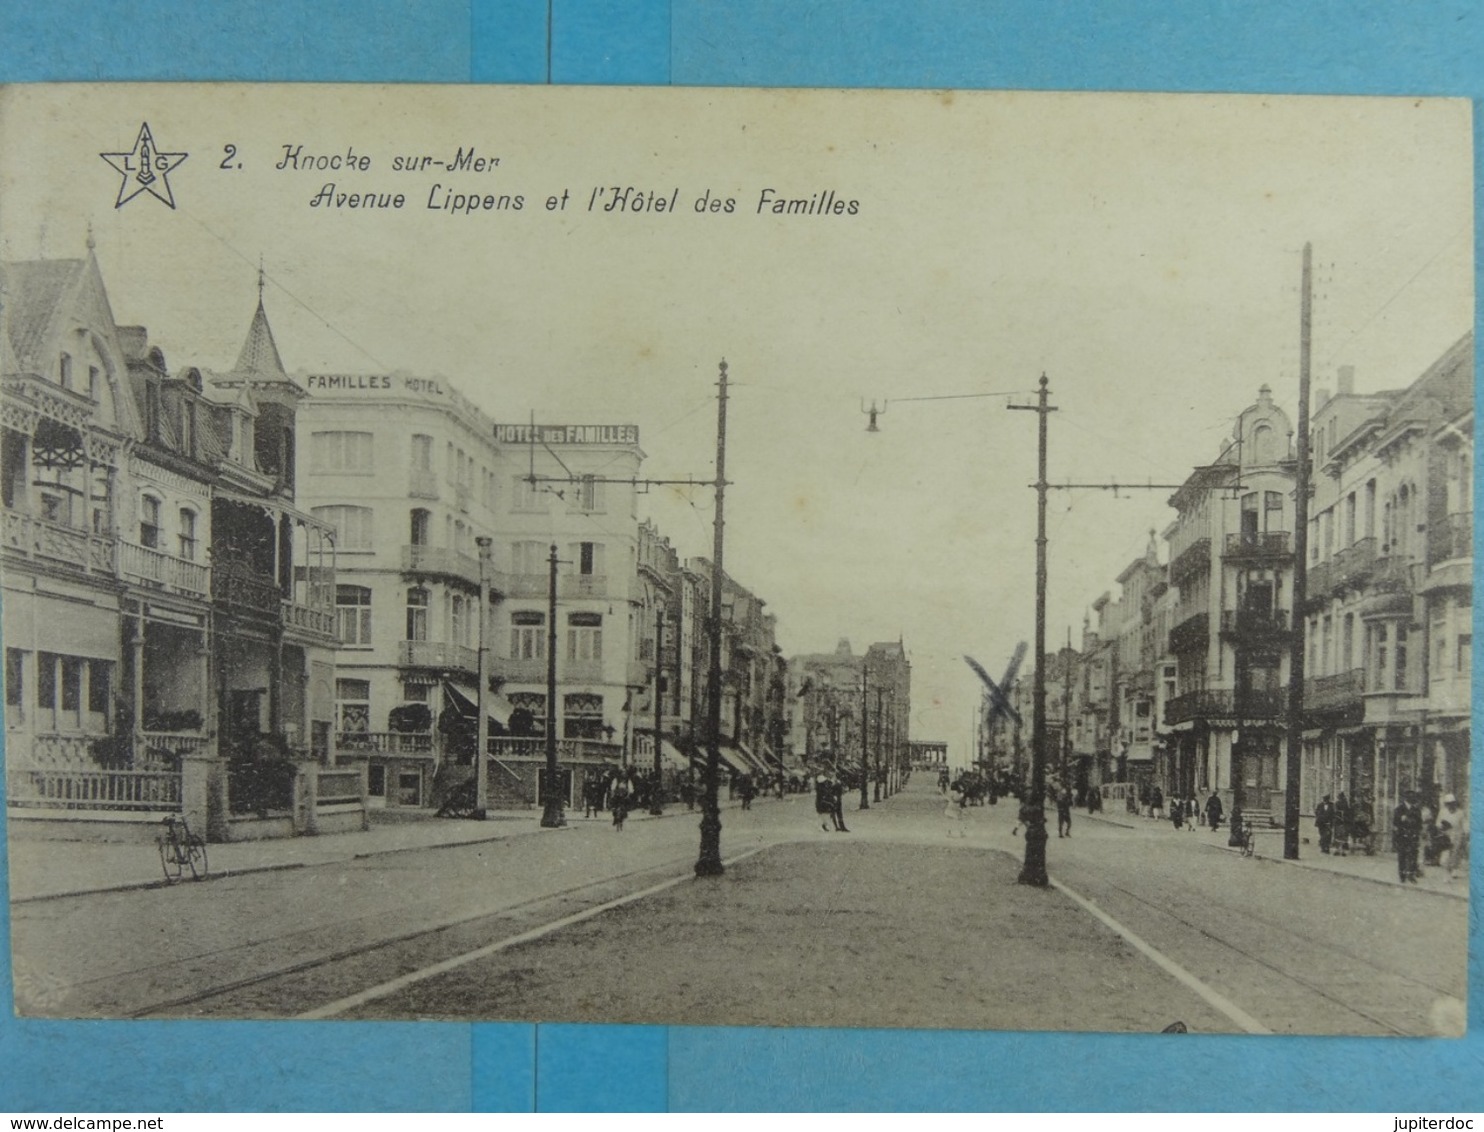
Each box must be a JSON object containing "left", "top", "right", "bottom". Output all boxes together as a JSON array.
[
  {"left": 649, "top": 605, "right": 666, "bottom": 817},
  {"left": 474, "top": 536, "right": 493, "bottom": 820},
  {"left": 540, "top": 542, "right": 566, "bottom": 828}
]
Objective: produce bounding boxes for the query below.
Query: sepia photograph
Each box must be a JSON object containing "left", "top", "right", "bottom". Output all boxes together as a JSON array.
[{"left": 0, "top": 83, "right": 1471, "bottom": 1035}]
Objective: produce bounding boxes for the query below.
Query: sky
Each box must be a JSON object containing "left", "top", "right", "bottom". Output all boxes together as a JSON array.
[{"left": 0, "top": 84, "right": 1472, "bottom": 761}]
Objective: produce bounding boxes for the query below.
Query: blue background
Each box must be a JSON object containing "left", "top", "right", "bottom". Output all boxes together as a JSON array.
[{"left": 0, "top": 0, "right": 1480, "bottom": 1112}]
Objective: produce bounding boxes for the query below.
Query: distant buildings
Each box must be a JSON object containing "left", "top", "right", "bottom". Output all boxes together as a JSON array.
[{"left": 986, "top": 337, "right": 1472, "bottom": 851}]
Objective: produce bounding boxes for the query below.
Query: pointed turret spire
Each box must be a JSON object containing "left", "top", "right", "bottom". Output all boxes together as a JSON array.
[{"left": 233, "top": 267, "right": 289, "bottom": 382}]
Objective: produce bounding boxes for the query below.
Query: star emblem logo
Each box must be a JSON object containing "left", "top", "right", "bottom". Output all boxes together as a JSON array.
[{"left": 100, "top": 123, "right": 188, "bottom": 209}]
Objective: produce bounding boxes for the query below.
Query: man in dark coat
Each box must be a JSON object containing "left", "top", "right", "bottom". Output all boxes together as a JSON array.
[
  {"left": 1393, "top": 791, "right": 1424, "bottom": 882},
  {"left": 1204, "top": 790, "right": 1224, "bottom": 832},
  {"left": 1315, "top": 794, "right": 1335, "bottom": 854}
]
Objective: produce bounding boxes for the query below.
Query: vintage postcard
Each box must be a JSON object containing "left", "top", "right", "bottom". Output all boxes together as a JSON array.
[{"left": 0, "top": 84, "right": 1471, "bottom": 1035}]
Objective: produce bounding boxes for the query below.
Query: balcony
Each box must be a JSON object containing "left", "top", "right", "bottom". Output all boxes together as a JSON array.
[
  {"left": 211, "top": 561, "right": 281, "bottom": 617},
  {"left": 408, "top": 468, "right": 439, "bottom": 500},
  {"left": 399, "top": 639, "right": 478, "bottom": 673},
  {"left": 1304, "top": 669, "right": 1364, "bottom": 714},
  {"left": 120, "top": 541, "right": 210, "bottom": 599},
  {"left": 564, "top": 657, "right": 605, "bottom": 684},
  {"left": 1168, "top": 537, "right": 1211, "bottom": 582},
  {"left": 1224, "top": 531, "right": 1291, "bottom": 560},
  {"left": 402, "top": 544, "right": 481, "bottom": 588},
  {"left": 1219, "top": 607, "right": 1292, "bottom": 640},
  {"left": 488, "top": 736, "right": 623, "bottom": 763},
  {"left": 281, "top": 598, "right": 337, "bottom": 639},
  {"left": 2, "top": 508, "right": 117, "bottom": 577},
  {"left": 500, "top": 656, "right": 549, "bottom": 685},
  {"left": 1370, "top": 554, "right": 1415, "bottom": 594},
  {"left": 1164, "top": 687, "right": 1282, "bottom": 726},
  {"left": 1428, "top": 512, "right": 1473, "bottom": 566},
  {"left": 560, "top": 573, "right": 608, "bottom": 599},
  {"left": 333, "top": 730, "right": 435, "bottom": 757},
  {"left": 1168, "top": 612, "right": 1210, "bottom": 656},
  {"left": 499, "top": 572, "right": 548, "bottom": 599}
]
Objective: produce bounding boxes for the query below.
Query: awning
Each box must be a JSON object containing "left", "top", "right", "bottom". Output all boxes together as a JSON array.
[
  {"left": 441, "top": 680, "right": 513, "bottom": 730},
  {"left": 660, "top": 739, "right": 689, "bottom": 772},
  {"left": 707, "top": 745, "right": 751, "bottom": 775}
]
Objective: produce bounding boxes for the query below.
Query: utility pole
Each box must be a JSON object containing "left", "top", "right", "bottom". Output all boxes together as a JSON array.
[
  {"left": 1061, "top": 626, "right": 1073, "bottom": 792},
  {"left": 1008, "top": 375, "right": 1055, "bottom": 886},
  {"left": 695, "top": 360, "right": 729, "bottom": 877},
  {"left": 873, "top": 686, "right": 884, "bottom": 802},
  {"left": 540, "top": 543, "right": 565, "bottom": 828},
  {"left": 649, "top": 604, "right": 665, "bottom": 816},
  {"left": 474, "top": 536, "right": 492, "bottom": 820},
  {"left": 1284, "top": 243, "right": 1313, "bottom": 861},
  {"left": 859, "top": 667, "right": 870, "bottom": 810}
]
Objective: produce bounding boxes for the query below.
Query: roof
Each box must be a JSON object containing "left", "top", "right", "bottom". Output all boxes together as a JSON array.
[
  {"left": 1, "top": 259, "right": 85, "bottom": 372},
  {"left": 233, "top": 299, "right": 289, "bottom": 381}
]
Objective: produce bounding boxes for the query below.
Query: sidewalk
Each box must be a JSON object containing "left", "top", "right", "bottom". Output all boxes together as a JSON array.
[
  {"left": 5, "top": 794, "right": 766, "bottom": 904},
  {"left": 1081, "top": 805, "right": 1468, "bottom": 901}
]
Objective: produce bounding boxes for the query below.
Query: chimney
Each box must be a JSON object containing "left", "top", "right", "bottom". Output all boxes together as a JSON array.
[
  {"left": 1337, "top": 365, "right": 1355, "bottom": 396},
  {"left": 1316, "top": 385, "right": 1331, "bottom": 410}
]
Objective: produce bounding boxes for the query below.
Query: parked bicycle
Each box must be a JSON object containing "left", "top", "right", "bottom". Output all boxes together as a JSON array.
[
  {"left": 157, "top": 814, "right": 208, "bottom": 882},
  {"left": 1234, "top": 816, "right": 1256, "bottom": 857}
]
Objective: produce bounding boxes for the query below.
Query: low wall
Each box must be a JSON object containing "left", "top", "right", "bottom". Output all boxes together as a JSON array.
[{"left": 6, "top": 808, "right": 176, "bottom": 844}]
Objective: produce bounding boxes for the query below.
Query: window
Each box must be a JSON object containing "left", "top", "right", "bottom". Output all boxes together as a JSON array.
[
  {"left": 1395, "top": 636, "right": 1408, "bottom": 691},
  {"left": 397, "top": 772, "right": 422, "bottom": 807},
  {"left": 511, "top": 611, "right": 546, "bottom": 660},
  {"left": 402, "top": 681, "right": 433, "bottom": 703},
  {"left": 1344, "top": 493, "right": 1356, "bottom": 546},
  {"left": 451, "top": 594, "right": 468, "bottom": 648},
  {"left": 368, "top": 765, "right": 386, "bottom": 797},
  {"left": 310, "top": 431, "right": 374, "bottom": 473},
  {"left": 6, "top": 649, "right": 22, "bottom": 715},
  {"left": 563, "top": 692, "right": 605, "bottom": 739},
  {"left": 512, "top": 541, "right": 547, "bottom": 575},
  {"left": 87, "top": 660, "right": 109, "bottom": 715},
  {"left": 178, "top": 508, "right": 197, "bottom": 560},
  {"left": 567, "top": 611, "right": 603, "bottom": 662},
  {"left": 181, "top": 401, "right": 195, "bottom": 457},
  {"left": 1240, "top": 493, "right": 1259, "bottom": 541},
  {"left": 59, "top": 353, "right": 72, "bottom": 389},
  {"left": 571, "top": 541, "right": 605, "bottom": 576},
  {"left": 512, "top": 476, "right": 545, "bottom": 512},
  {"left": 406, "top": 588, "right": 429, "bottom": 641},
  {"left": 509, "top": 692, "right": 547, "bottom": 736},
  {"left": 88, "top": 365, "right": 100, "bottom": 401},
  {"left": 336, "top": 678, "right": 371, "bottom": 732},
  {"left": 60, "top": 657, "right": 82, "bottom": 713},
  {"left": 411, "top": 434, "right": 433, "bottom": 470},
  {"left": 1458, "top": 634, "right": 1472, "bottom": 675},
  {"left": 410, "top": 508, "right": 431, "bottom": 546},
  {"left": 311, "top": 505, "right": 374, "bottom": 550},
  {"left": 1342, "top": 613, "right": 1354, "bottom": 671},
  {"left": 572, "top": 475, "right": 604, "bottom": 512},
  {"left": 140, "top": 495, "right": 161, "bottom": 549},
  {"left": 1264, "top": 490, "right": 1283, "bottom": 517},
  {"left": 336, "top": 585, "right": 373, "bottom": 646}
]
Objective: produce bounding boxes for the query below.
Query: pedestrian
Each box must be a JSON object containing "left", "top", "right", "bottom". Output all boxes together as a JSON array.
[
  {"left": 1057, "top": 786, "right": 1073, "bottom": 838},
  {"left": 1150, "top": 785, "right": 1165, "bottom": 821},
  {"left": 1186, "top": 796, "right": 1199, "bottom": 830},
  {"left": 1204, "top": 790, "right": 1224, "bottom": 832},
  {"left": 1315, "top": 794, "right": 1335, "bottom": 854},
  {"left": 1333, "top": 792, "right": 1352, "bottom": 856},
  {"left": 1439, "top": 793, "right": 1469, "bottom": 882},
  {"left": 1393, "top": 790, "right": 1424, "bottom": 882},
  {"left": 680, "top": 776, "right": 696, "bottom": 811},
  {"left": 610, "top": 776, "right": 631, "bottom": 831},
  {"left": 738, "top": 774, "right": 756, "bottom": 811},
  {"left": 1170, "top": 796, "right": 1184, "bottom": 830},
  {"left": 814, "top": 773, "right": 835, "bottom": 831},
  {"left": 1228, "top": 805, "right": 1246, "bottom": 848},
  {"left": 831, "top": 774, "right": 850, "bottom": 833}
]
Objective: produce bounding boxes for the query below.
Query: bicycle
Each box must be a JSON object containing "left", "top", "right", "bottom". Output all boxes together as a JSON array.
[
  {"left": 1235, "top": 818, "right": 1256, "bottom": 857},
  {"left": 157, "top": 814, "right": 208, "bottom": 882}
]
